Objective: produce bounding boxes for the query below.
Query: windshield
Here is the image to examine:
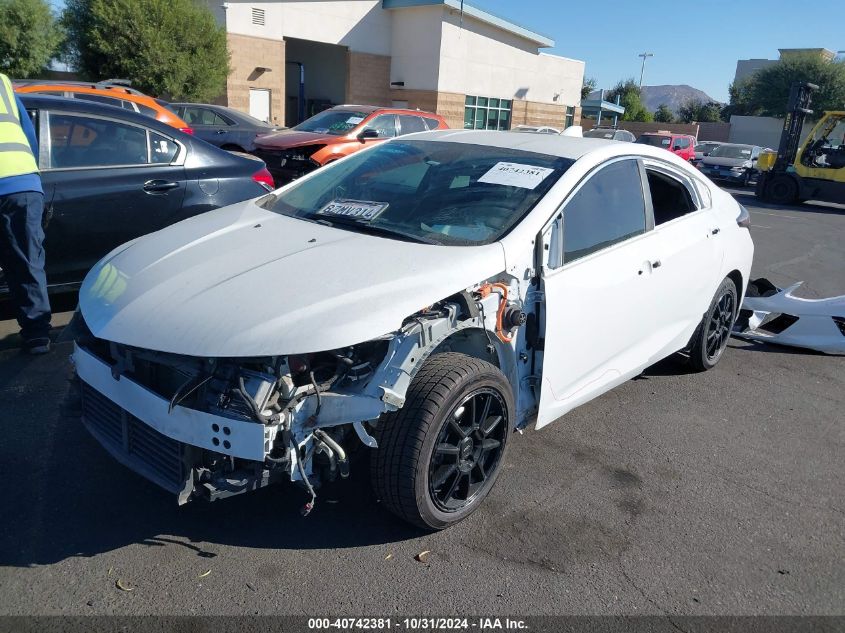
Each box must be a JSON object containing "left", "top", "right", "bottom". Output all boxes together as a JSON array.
[
  {"left": 585, "top": 129, "right": 617, "bottom": 139},
  {"left": 293, "top": 110, "right": 369, "bottom": 136},
  {"left": 636, "top": 135, "right": 671, "bottom": 147},
  {"left": 710, "top": 144, "right": 753, "bottom": 159},
  {"left": 695, "top": 142, "right": 720, "bottom": 152},
  {"left": 259, "top": 140, "right": 573, "bottom": 246}
]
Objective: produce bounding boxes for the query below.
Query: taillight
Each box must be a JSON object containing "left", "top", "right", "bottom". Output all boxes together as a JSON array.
[
  {"left": 736, "top": 204, "right": 751, "bottom": 228},
  {"left": 179, "top": 127, "right": 194, "bottom": 135},
  {"left": 252, "top": 167, "right": 274, "bottom": 191}
]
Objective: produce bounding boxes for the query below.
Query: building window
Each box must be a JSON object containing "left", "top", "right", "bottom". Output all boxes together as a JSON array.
[
  {"left": 464, "top": 96, "right": 511, "bottom": 130},
  {"left": 564, "top": 106, "right": 575, "bottom": 128},
  {"left": 251, "top": 7, "right": 265, "bottom": 25}
]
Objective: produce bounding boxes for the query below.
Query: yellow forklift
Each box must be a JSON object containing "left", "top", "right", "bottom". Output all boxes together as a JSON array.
[{"left": 756, "top": 81, "right": 845, "bottom": 205}]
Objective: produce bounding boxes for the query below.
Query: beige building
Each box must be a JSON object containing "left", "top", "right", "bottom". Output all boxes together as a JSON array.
[
  {"left": 202, "top": 0, "right": 584, "bottom": 130},
  {"left": 734, "top": 48, "right": 837, "bottom": 85}
]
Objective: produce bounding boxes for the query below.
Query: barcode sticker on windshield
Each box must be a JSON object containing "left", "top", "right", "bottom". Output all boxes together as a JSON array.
[
  {"left": 317, "top": 199, "right": 389, "bottom": 221},
  {"left": 478, "top": 162, "right": 555, "bottom": 189}
]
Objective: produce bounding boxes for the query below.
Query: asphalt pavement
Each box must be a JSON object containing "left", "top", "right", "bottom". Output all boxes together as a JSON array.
[{"left": 0, "top": 188, "right": 842, "bottom": 617}]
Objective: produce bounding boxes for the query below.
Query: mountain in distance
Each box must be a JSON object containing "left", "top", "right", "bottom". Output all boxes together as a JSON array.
[
  {"left": 589, "top": 84, "right": 720, "bottom": 114},
  {"left": 642, "top": 85, "right": 720, "bottom": 113}
]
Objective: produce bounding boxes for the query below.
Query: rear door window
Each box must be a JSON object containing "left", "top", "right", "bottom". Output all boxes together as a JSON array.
[
  {"left": 423, "top": 117, "right": 441, "bottom": 130},
  {"left": 398, "top": 115, "right": 427, "bottom": 136},
  {"left": 366, "top": 114, "right": 397, "bottom": 138},
  {"left": 47, "top": 113, "right": 150, "bottom": 169}
]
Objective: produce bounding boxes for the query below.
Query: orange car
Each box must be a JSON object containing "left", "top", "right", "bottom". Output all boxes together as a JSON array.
[
  {"left": 14, "top": 80, "right": 192, "bottom": 133},
  {"left": 252, "top": 105, "right": 448, "bottom": 184}
]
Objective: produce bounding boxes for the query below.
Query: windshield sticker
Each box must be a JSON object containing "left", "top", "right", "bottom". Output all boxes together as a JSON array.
[
  {"left": 346, "top": 116, "right": 365, "bottom": 125},
  {"left": 316, "top": 199, "right": 389, "bottom": 221},
  {"left": 312, "top": 128, "right": 329, "bottom": 134},
  {"left": 477, "top": 162, "right": 555, "bottom": 190}
]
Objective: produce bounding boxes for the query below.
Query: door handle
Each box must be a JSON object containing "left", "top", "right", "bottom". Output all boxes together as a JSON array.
[
  {"left": 143, "top": 180, "right": 179, "bottom": 194},
  {"left": 711, "top": 227, "right": 721, "bottom": 235},
  {"left": 215, "top": 129, "right": 226, "bottom": 134},
  {"left": 651, "top": 260, "right": 662, "bottom": 269}
]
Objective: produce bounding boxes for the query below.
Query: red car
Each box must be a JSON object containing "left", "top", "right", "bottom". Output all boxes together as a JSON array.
[
  {"left": 635, "top": 132, "right": 697, "bottom": 162},
  {"left": 252, "top": 105, "right": 449, "bottom": 184}
]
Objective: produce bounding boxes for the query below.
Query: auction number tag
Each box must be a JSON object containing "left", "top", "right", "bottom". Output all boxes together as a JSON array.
[
  {"left": 316, "top": 199, "right": 389, "bottom": 221},
  {"left": 477, "top": 162, "right": 555, "bottom": 189}
]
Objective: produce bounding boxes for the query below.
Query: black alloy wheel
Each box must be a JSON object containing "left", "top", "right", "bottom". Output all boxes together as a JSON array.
[
  {"left": 371, "top": 352, "right": 514, "bottom": 530},
  {"left": 428, "top": 388, "right": 507, "bottom": 513},
  {"left": 689, "top": 277, "right": 738, "bottom": 372}
]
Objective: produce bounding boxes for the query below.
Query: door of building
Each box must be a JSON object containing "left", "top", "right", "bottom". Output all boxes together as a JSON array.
[{"left": 249, "top": 89, "right": 271, "bottom": 123}]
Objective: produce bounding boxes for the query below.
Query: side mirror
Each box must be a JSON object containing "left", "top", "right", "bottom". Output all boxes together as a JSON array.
[{"left": 357, "top": 128, "right": 380, "bottom": 143}]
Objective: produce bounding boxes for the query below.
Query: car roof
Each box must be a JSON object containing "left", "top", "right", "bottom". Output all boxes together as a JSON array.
[
  {"left": 410, "top": 129, "right": 631, "bottom": 159},
  {"left": 20, "top": 94, "right": 181, "bottom": 134}
]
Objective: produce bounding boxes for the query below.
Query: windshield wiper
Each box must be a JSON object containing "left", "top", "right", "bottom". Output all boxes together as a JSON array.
[{"left": 312, "top": 217, "right": 439, "bottom": 245}]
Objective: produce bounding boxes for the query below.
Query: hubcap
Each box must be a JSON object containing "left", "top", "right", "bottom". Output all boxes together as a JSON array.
[
  {"left": 706, "top": 290, "right": 735, "bottom": 362},
  {"left": 428, "top": 388, "right": 507, "bottom": 512}
]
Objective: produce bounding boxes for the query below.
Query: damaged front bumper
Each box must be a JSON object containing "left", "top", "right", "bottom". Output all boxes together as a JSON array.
[{"left": 733, "top": 279, "right": 845, "bottom": 354}]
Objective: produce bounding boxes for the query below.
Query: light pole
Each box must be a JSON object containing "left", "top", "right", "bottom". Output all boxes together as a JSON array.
[{"left": 638, "top": 52, "right": 654, "bottom": 89}]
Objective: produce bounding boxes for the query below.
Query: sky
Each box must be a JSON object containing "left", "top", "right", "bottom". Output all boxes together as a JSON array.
[{"left": 475, "top": 0, "right": 845, "bottom": 102}]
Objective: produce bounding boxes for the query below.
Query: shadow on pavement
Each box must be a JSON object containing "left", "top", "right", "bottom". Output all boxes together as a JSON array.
[{"left": 0, "top": 343, "right": 423, "bottom": 569}]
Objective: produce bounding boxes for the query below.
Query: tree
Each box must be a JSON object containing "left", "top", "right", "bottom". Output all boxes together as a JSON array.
[
  {"left": 653, "top": 103, "right": 674, "bottom": 123},
  {"left": 581, "top": 77, "right": 597, "bottom": 101},
  {"left": 741, "top": 54, "right": 845, "bottom": 117},
  {"left": 606, "top": 78, "right": 653, "bottom": 122},
  {"left": 720, "top": 80, "right": 755, "bottom": 121},
  {"left": 677, "top": 98, "right": 723, "bottom": 123},
  {"left": 0, "top": 0, "right": 63, "bottom": 78},
  {"left": 62, "top": 0, "right": 229, "bottom": 101}
]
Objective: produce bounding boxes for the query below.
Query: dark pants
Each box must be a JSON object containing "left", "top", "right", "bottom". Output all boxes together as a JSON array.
[{"left": 0, "top": 191, "right": 51, "bottom": 340}]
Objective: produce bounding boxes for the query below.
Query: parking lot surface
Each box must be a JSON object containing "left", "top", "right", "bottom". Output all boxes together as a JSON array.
[{"left": 0, "top": 189, "right": 842, "bottom": 617}]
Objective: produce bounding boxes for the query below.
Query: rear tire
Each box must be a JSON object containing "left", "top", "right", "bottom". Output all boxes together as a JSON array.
[
  {"left": 371, "top": 352, "right": 513, "bottom": 530},
  {"left": 688, "top": 278, "right": 738, "bottom": 372}
]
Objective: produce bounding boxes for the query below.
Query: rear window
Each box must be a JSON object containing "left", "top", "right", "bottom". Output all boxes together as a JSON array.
[
  {"left": 636, "top": 135, "right": 671, "bottom": 147},
  {"left": 584, "top": 129, "right": 617, "bottom": 140},
  {"left": 423, "top": 117, "right": 441, "bottom": 130}
]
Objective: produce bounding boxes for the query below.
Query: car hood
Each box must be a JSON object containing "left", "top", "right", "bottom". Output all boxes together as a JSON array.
[
  {"left": 701, "top": 156, "right": 750, "bottom": 167},
  {"left": 78, "top": 200, "right": 506, "bottom": 357},
  {"left": 254, "top": 129, "right": 341, "bottom": 149}
]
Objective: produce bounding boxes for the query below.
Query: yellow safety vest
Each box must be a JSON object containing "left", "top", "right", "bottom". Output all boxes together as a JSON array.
[{"left": 0, "top": 73, "right": 39, "bottom": 179}]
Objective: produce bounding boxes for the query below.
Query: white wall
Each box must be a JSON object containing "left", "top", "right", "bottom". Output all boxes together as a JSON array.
[
  {"left": 436, "top": 9, "right": 583, "bottom": 105},
  {"left": 729, "top": 115, "right": 813, "bottom": 148},
  {"left": 224, "top": 0, "right": 392, "bottom": 56},
  {"left": 388, "top": 6, "right": 443, "bottom": 91}
]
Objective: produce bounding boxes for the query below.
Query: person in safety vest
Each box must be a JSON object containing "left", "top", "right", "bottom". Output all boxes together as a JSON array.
[{"left": 0, "top": 73, "right": 51, "bottom": 354}]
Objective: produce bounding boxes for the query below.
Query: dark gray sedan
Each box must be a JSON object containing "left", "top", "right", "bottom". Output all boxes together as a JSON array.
[
  {"left": 697, "top": 143, "right": 763, "bottom": 186},
  {"left": 169, "top": 103, "right": 283, "bottom": 152}
]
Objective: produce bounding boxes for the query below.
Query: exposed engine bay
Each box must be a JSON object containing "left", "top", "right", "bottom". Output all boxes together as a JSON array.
[{"left": 69, "top": 275, "right": 536, "bottom": 513}]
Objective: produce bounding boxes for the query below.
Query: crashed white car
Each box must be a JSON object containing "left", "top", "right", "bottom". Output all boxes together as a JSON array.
[{"left": 70, "top": 131, "right": 754, "bottom": 529}]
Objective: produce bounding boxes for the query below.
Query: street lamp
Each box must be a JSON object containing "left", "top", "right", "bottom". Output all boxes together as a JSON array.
[{"left": 638, "top": 52, "right": 654, "bottom": 88}]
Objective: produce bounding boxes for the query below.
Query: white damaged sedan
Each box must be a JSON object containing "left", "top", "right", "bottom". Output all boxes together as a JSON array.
[{"left": 70, "top": 131, "right": 753, "bottom": 529}]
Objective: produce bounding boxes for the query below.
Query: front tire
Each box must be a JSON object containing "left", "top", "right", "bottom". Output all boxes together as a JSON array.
[
  {"left": 371, "top": 353, "right": 513, "bottom": 530},
  {"left": 688, "top": 278, "right": 738, "bottom": 371},
  {"left": 765, "top": 174, "right": 798, "bottom": 205}
]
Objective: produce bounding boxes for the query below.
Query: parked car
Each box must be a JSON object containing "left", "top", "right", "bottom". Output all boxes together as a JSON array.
[
  {"left": 70, "top": 131, "right": 753, "bottom": 530},
  {"left": 512, "top": 125, "right": 561, "bottom": 135},
  {"left": 693, "top": 140, "right": 723, "bottom": 165},
  {"left": 14, "top": 80, "right": 192, "bottom": 133},
  {"left": 170, "top": 103, "right": 283, "bottom": 152},
  {"left": 252, "top": 104, "right": 449, "bottom": 184},
  {"left": 583, "top": 127, "right": 636, "bottom": 142},
  {"left": 697, "top": 143, "right": 764, "bottom": 186},
  {"left": 0, "top": 95, "right": 273, "bottom": 298},
  {"left": 636, "top": 132, "right": 697, "bottom": 161}
]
